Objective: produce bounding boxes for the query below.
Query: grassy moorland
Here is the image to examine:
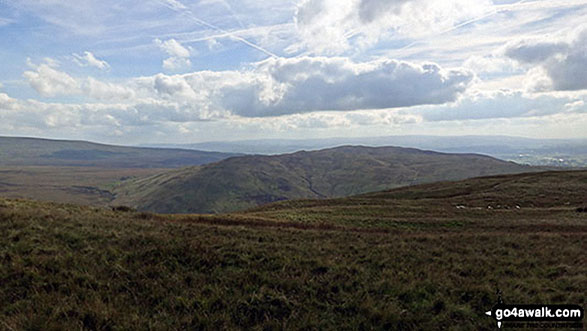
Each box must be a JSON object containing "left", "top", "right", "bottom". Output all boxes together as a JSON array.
[
  {"left": 1, "top": 171, "right": 585, "bottom": 330},
  {"left": 0, "top": 137, "right": 236, "bottom": 208},
  {"left": 0, "top": 166, "right": 164, "bottom": 207}
]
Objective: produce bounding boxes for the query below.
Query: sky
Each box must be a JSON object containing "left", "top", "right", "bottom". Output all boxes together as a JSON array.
[{"left": 0, "top": 0, "right": 586, "bottom": 144}]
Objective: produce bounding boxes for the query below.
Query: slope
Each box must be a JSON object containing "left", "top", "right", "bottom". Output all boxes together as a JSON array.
[
  {"left": 244, "top": 170, "right": 587, "bottom": 229},
  {"left": 0, "top": 136, "right": 237, "bottom": 207},
  {"left": 113, "top": 145, "right": 538, "bottom": 213},
  {"left": 1, "top": 171, "right": 585, "bottom": 330}
]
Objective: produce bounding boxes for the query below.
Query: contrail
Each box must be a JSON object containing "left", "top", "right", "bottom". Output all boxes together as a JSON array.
[
  {"left": 219, "top": 0, "right": 247, "bottom": 30},
  {"left": 397, "top": 0, "right": 530, "bottom": 52},
  {"left": 439, "top": 0, "right": 530, "bottom": 36},
  {"left": 154, "top": 0, "right": 278, "bottom": 58}
]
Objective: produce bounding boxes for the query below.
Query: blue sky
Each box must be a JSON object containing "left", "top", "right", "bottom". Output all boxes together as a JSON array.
[{"left": 0, "top": 0, "right": 586, "bottom": 144}]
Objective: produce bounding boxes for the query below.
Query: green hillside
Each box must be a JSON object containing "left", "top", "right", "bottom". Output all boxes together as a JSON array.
[
  {"left": 113, "top": 145, "right": 538, "bottom": 213},
  {"left": 1, "top": 170, "right": 585, "bottom": 330},
  {"left": 0, "top": 137, "right": 237, "bottom": 207},
  {"left": 0, "top": 136, "right": 236, "bottom": 168},
  {"left": 244, "top": 170, "right": 587, "bottom": 229}
]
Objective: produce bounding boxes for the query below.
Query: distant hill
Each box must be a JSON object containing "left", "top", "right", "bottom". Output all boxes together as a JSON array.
[
  {"left": 0, "top": 136, "right": 237, "bottom": 168},
  {"left": 113, "top": 145, "right": 538, "bottom": 213},
  {"left": 148, "top": 135, "right": 587, "bottom": 167}
]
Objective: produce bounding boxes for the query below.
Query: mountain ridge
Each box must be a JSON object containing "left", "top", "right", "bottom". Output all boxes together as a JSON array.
[{"left": 113, "top": 145, "right": 539, "bottom": 214}]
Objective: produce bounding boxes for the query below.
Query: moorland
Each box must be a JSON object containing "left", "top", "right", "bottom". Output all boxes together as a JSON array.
[{"left": 1, "top": 170, "right": 585, "bottom": 329}]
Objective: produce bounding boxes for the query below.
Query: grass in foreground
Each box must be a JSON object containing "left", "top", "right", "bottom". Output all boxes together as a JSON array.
[{"left": 1, "top": 171, "right": 586, "bottom": 330}]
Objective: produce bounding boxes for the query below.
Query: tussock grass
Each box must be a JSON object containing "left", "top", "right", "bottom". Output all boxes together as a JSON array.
[{"left": 1, "top": 171, "right": 586, "bottom": 329}]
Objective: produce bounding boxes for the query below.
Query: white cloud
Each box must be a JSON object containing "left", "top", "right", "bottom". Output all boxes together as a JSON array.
[
  {"left": 24, "top": 60, "right": 134, "bottom": 101},
  {"left": 1, "top": 88, "right": 585, "bottom": 143},
  {"left": 155, "top": 38, "right": 191, "bottom": 58},
  {"left": 155, "top": 38, "right": 192, "bottom": 71},
  {"left": 292, "top": 0, "right": 493, "bottom": 54},
  {"left": 127, "top": 56, "right": 474, "bottom": 118},
  {"left": 13, "top": 53, "right": 584, "bottom": 141},
  {"left": 218, "top": 57, "right": 474, "bottom": 116},
  {"left": 415, "top": 90, "right": 587, "bottom": 122},
  {"left": 207, "top": 38, "right": 221, "bottom": 50},
  {"left": 23, "top": 60, "right": 82, "bottom": 97},
  {"left": 83, "top": 77, "right": 135, "bottom": 101},
  {"left": 504, "top": 25, "right": 587, "bottom": 92},
  {"left": 0, "top": 93, "right": 19, "bottom": 110},
  {"left": 13, "top": 55, "right": 476, "bottom": 132},
  {"left": 73, "top": 51, "right": 110, "bottom": 70},
  {"left": 162, "top": 57, "right": 192, "bottom": 71}
]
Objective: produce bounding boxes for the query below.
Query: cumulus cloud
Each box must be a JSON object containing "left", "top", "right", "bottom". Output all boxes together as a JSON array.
[
  {"left": 162, "top": 57, "right": 192, "bottom": 71},
  {"left": 292, "top": 0, "right": 492, "bottom": 54},
  {"left": 24, "top": 59, "right": 134, "bottom": 101},
  {"left": 73, "top": 51, "right": 110, "bottom": 70},
  {"left": 504, "top": 26, "right": 587, "bottom": 91},
  {"left": 504, "top": 41, "right": 569, "bottom": 64},
  {"left": 23, "top": 60, "right": 82, "bottom": 97},
  {"left": 0, "top": 93, "right": 19, "bottom": 110},
  {"left": 132, "top": 57, "right": 474, "bottom": 117},
  {"left": 2, "top": 87, "right": 584, "bottom": 143},
  {"left": 155, "top": 38, "right": 192, "bottom": 71},
  {"left": 219, "top": 57, "right": 474, "bottom": 116},
  {"left": 155, "top": 38, "right": 191, "bottom": 58},
  {"left": 83, "top": 77, "right": 135, "bottom": 101},
  {"left": 14, "top": 55, "right": 476, "bottom": 134}
]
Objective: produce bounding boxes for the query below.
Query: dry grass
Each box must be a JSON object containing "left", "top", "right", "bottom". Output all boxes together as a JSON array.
[{"left": 1, "top": 175, "right": 585, "bottom": 330}]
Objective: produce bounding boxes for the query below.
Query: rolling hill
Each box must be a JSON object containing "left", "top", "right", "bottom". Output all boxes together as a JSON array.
[
  {"left": 113, "top": 145, "right": 539, "bottom": 213},
  {"left": 0, "top": 136, "right": 237, "bottom": 168},
  {"left": 0, "top": 136, "right": 238, "bottom": 207},
  {"left": 1, "top": 170, "right": 585, "bottom": 330}
]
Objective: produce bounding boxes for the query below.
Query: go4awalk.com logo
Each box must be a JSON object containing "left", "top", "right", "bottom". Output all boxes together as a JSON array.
[{"left": 485, "top": 304, "right": 584, "bottom": 329}]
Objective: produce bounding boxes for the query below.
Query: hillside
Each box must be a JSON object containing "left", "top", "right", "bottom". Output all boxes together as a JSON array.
[
  {"left": 1, "top": 171, "right": 585, "bottom": 330},
  {"left": 113, "top": 145, "right": 538, "bottom": 213},
  {"left": 244, "top": 170, "right": 587, "bottom": 228},
  {"left": 0, "top": 136, "right": 236, "bottom": 168},
  {"left": 0, "top": 137, "right": 237, "bottom": 207}
]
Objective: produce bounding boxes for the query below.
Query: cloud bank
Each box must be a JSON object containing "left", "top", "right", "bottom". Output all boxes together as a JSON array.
[
  {"left": 504, "top": 26, "right": 587, "bottom": 92},
  {"left": 137, "top": 56, "right": 474, "bottom": 117}
]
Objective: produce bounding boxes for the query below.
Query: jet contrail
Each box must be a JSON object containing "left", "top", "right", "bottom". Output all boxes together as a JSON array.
[
  {"left": 154, "top": 0, "right": 278, "bottom": 58},
  {"left": 397, "top": 0, "right": 530, "bottom": 52},
  {"left": 439, "top": 0, "right": 530, "bottom": 36}
]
